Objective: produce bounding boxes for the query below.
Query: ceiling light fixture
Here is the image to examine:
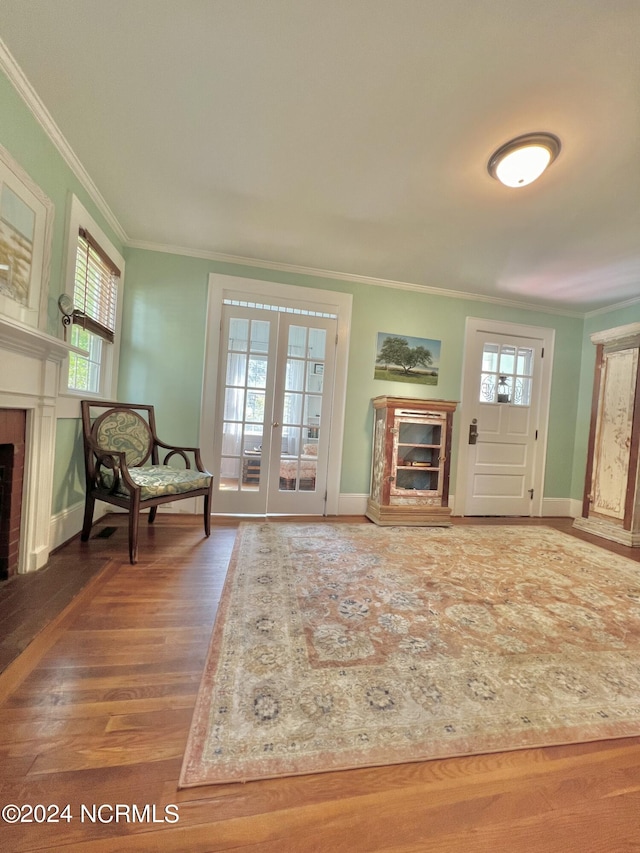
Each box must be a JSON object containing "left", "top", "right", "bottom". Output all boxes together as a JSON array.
[{"left": 487, "top": 132, "right": 561, "bottom": 188}]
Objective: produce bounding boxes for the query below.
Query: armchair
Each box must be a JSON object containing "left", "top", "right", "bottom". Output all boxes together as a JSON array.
[
  {"left": 279, "top": 443, "right": 318, "bottom": 490},
  {"left": 80, "top": 401, "right": 213, "bottom": 563}
]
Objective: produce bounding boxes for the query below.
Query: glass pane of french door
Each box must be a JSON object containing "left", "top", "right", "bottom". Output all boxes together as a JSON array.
[{"left": 212, "top": 305, "right": 277, "bottom": 514}]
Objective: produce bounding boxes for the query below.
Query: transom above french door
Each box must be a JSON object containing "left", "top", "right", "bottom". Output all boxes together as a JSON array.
[{"left": 211, "top": 302, "right": 337, "bottom": 515}]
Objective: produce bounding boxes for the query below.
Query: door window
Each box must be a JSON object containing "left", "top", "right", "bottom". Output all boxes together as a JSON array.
[{"left": 480, "top": 343, "right": 534, "bottom": 406}]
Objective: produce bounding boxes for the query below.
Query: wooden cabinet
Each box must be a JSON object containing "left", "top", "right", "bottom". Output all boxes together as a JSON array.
[
  {"left": 574, "top": 323, "right": 640, "bottom": 547},
  {"left": 366, "top": 396, "right": 457, "bottom": 526}
]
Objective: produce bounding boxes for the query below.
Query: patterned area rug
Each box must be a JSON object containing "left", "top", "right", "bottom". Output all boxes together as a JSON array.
[{"left": 180, "top": 523, "right": 640, "bottom": 787}]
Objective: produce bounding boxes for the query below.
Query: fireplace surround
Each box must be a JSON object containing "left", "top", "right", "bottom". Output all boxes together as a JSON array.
[{"left": 0, "top": 315, "right": 75, "bottom": 574}]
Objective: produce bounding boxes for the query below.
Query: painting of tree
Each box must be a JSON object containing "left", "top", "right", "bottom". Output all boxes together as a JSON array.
[{"left": 374, "top": 332, "right": 441, "bottom": 385}]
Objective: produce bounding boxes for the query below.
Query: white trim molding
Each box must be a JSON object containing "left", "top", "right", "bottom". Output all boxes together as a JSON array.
[
  {"left": 0, "top": 316, "right": 78, "bottom": 572},
  {"left": 337, "top": 493, "right": 369, "bottom": 516},
  {"left": 127, "top": 239, "right": 584, "bottom": 320},
  {"left": 49, "top": 500, "right": 109, "bottom": 552},
  {"left": 542, "top": 497, "right": 577, "bottom": 518}
]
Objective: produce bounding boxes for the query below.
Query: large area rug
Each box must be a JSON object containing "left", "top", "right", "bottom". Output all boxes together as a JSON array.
[{"left": 180, "top": 522, "right": 640, "bottom": 787}]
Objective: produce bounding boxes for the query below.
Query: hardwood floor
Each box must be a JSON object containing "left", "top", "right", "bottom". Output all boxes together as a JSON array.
[{"left": 2, "top": 514, "right": 640, "bottom": 852}]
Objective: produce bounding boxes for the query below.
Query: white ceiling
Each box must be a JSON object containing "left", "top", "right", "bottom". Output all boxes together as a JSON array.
[{"left": 1, "top": 0, "right": 639, "bottom": 314}]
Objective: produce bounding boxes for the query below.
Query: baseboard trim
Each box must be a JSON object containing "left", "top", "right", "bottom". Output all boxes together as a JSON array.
[
  {"left": 337, "top": 494, "right": 368, "bottom": 515},
  {"left": 48, "top": 497, "right": 201, "bottom": 558},
  {"left": 542, "top": 497, "right": 577, "bottom": 518},
  {"left": 336, "top": 494, "right": 577, "bottom": 519},
  {"left": 49, "top": 495, "right": 578, "bottom": 550},
  {"left": 49, "top": 500, "right": 109, "bottom": 553}
]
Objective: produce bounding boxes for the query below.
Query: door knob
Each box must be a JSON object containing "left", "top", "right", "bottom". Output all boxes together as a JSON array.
[
  {"left": 272, "top": 422, "right": 280, "bottom": 428},
  {"left": 468, "top": 419, "right": 478, "bottom": 445}
]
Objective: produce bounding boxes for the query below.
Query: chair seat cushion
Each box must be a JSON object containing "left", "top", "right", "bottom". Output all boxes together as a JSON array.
[{"left": 102, "top": 465, "right": 212, "bottom": 500}]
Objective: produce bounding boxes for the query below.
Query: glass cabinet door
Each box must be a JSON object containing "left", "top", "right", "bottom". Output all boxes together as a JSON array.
[{"left": 392, "top": 415, "right": 443, "bottom": 494}]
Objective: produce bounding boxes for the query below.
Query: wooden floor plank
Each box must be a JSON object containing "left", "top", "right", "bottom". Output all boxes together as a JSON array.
[{"left": 2, "top": 515, "right": 640, "bottom": 852}]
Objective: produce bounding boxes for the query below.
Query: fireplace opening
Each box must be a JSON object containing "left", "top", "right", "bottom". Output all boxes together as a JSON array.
[
  {"left": 0, "top": 444, "right": 14, "bottom": 580},
  {"left": 0, "top": 410, "right": 26, "bottom": 580}
]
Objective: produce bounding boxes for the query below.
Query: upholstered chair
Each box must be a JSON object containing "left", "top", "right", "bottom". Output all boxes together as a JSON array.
[{"left": 80, "top": 401, "right": 212, "bottom": 563}]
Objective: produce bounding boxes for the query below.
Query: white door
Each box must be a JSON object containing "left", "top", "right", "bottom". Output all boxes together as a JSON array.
[
  {"left": 267, "top": 314, "right": 336, "bottom": 514},
  {"left": 211, "top": 304, "right": 336, "bottom": 515},
  {"left": 457, "top": 318, "right": 554, "bottom": 517}
]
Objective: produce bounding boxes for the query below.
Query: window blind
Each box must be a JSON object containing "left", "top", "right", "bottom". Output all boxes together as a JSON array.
[{"left": 73, "top": 228, "right": 120, "bottom": 343}]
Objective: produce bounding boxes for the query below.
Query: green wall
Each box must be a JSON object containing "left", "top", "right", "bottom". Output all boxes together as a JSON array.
[
  {"left": 52, "top": 419, "right": 85, "bottom": 515},
  {"left": 0, "top": 70, "right": 123, "bottom": 333},
  {"left": 120, "top": 247, "right": 586, "bottom": 499}
]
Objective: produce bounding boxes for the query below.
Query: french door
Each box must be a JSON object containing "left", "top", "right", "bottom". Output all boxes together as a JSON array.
[{"left": 211, "top": 303, "right": 337, "bottom": 515}]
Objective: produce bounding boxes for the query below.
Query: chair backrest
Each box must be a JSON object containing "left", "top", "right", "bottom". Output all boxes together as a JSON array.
[
  {"left": 81, "top": 402, "right": 157, "bottom": 472},
  {"left": 93, "top": 409, "right": 153, "bottom": 467}
]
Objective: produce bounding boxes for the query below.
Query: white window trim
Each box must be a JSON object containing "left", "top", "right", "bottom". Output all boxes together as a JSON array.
[{"left": 57, "top": 194, "right": 125, "bottom": 418}]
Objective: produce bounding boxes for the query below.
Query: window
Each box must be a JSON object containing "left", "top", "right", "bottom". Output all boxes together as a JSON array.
[
  {"left": 61, "top": 196, "right": 124, "bottom": 401},
  {"left": 68, "top": 229, "right": 120, "bottom": 392},
  {"left": 479, "top": 342, "right": 534, "bottom": 405}
]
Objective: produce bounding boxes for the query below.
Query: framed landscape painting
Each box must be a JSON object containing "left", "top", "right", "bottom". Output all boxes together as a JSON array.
[
  {"left": 0, "top": 143, "right": 53, "bottom": 329},
  {"left": 374, "top": 331, "right": 441, "bottom": 386}
]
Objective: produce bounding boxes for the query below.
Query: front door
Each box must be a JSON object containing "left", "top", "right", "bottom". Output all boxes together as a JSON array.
[
  {"left": 457, "top": 318, "right": 554, "bottom": 516},
  {"left": 211, "top": 303, "right": 337, "bottom": 515}
]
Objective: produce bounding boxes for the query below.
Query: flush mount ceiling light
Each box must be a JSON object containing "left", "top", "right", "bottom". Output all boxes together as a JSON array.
[{"left": 487, "top": 132, "right": 561, "bottom": 188}]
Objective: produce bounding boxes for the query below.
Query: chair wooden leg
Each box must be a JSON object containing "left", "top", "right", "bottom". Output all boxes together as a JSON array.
[
  {"left": 148, "top": 506, "right": 158, "bottom": 525},
  {"left": 128, "top": 496, "right": 141, "bottom": 564},
  {"left": 204, "top": 491, "right": 211, "bottom": 537},
  {"left": 81, "top": 493, "right": 96, "bottom": 541}
]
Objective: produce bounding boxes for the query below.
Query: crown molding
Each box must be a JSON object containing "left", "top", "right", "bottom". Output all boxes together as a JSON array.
[
  {"left": 0, "top": 38, "right": 128, "bottom": 246},
  {"left": 126, "top": 239, "right": 586, "bottom": 319},
  {"left": 584, "top": 292, "right": 640, "bottom": 319}
]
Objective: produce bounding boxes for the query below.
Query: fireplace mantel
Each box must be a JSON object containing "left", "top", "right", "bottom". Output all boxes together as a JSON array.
[
  {"left": 0, "top": 315, "right": 73, "bottom": 363},
  {"left": 0, "top": 315, "right": 80, "bottom": 573}
]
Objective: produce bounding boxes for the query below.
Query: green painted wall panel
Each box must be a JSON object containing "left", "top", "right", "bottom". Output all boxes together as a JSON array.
[
  {"left": 118, "top": 251, "right": 211, "bottom": 445},
  {"left": 0, "top": 71, "right": 124, "bottom": 334},
  {"left": 51, "top": 419, "right": 85, "bottom": 515}
]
